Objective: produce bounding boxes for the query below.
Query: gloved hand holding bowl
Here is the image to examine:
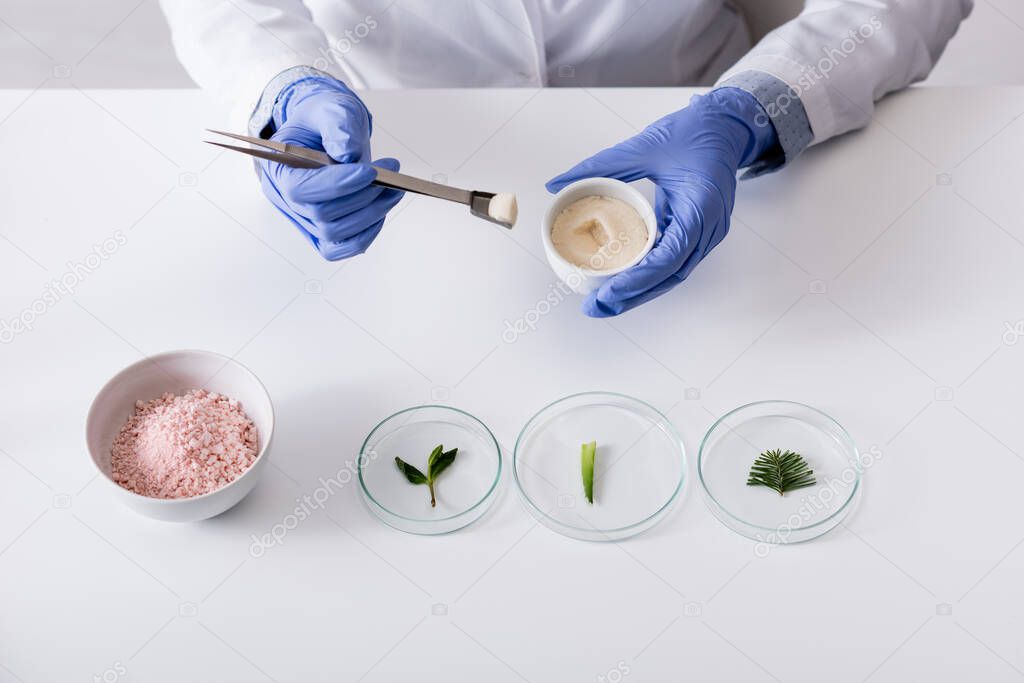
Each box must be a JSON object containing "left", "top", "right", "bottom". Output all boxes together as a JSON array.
[{"left": 545, "top": 87, "right": 780, "bottom": 318}]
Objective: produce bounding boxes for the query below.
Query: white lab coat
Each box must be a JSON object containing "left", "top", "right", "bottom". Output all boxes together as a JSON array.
[{"left": 160, "top": 0, "right": 972, "bottom": 145}]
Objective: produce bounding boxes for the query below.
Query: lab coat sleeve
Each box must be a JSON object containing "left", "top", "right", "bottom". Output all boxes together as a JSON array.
[
  {"left": 717, "top": 0, "right": 974, "bottom": 145},
  {"left": 717, "top": 71, "right": 815, "bottom": 178},
  {"left": 158, "top": 0, "right": 336, "bottom": 128}
]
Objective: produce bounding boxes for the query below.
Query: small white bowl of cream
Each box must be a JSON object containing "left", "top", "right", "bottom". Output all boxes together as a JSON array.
[{"left": 542, "top": 178, "right": 657, "bottom": 295}]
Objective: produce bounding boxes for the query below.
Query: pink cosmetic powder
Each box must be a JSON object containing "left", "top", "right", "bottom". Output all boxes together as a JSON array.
[{"left": 111, "top": 389, "right": 258, "bottom": 499}]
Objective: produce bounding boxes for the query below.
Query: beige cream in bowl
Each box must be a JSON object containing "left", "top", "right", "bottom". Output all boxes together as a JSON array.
[{"left": 542, "top": 178, "right": 657, "bottom": 295}]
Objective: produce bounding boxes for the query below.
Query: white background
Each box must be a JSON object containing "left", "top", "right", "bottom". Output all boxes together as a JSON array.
[{"left": 2, "top": 83, "right": 1024, "bottom": 682}]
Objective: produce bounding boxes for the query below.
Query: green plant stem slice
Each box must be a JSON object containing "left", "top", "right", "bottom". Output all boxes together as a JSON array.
[{"left": 581, "top": 441, "right": 596, "bottom": 504}]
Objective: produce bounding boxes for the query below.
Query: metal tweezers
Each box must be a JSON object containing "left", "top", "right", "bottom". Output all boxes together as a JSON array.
[{"left": 205, "top": 129, "right": 513, "bottom": 228}]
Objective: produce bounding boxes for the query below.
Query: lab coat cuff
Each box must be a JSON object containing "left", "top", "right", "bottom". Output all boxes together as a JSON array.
[
  {"left": 248, "top": 65, "right": 342, "bottom": 138},
  {"left": 718, "top": 54, "right": 837, "bottom": 145},
  {"left": 716, "top": 71, "right": 814, "bottom": 179}
]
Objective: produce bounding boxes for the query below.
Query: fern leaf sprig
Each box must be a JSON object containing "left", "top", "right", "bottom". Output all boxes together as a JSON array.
[{"left": 746, "top": 449, "right": 816, "bottom": 496}]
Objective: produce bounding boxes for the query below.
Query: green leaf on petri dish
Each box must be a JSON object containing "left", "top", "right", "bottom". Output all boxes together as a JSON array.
[
  {"left": 425, "top": 445, "right": 444, "bottom": 472},
  {"left": 581, "top": 440, "right": 596, "bottom": 504},
  {"left": 746, "top": 449, "right": 816, "bottom": 496},
  {"left": 394, "top": 457, "right": 428, "bottom": 485},
  {"left": 429, "top": 447, "right": 458, "bottom": 481},
  {"left": 396, "top": 444, "right": 459, "bottom": 508}
]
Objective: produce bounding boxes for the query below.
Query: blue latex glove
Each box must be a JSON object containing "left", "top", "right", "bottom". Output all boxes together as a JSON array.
[
  {"left": 258, "top": 76, "right": 404, "bottom": 261},
  {"left": 546, "top": 88, "right": 779, "bottom": 317}
]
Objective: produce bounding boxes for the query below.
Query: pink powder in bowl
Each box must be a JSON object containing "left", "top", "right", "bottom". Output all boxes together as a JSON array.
[{"left": 111, "top": 389, "right": 259, "bottom": 499}]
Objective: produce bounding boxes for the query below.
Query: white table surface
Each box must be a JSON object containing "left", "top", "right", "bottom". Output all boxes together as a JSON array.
[{"left": 2, "top": 86, "right": 1024, "bottom": 682}]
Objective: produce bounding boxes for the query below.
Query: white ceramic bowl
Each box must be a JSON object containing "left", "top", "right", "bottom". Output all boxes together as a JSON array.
[
  {"left": 542, "top": 178, "right": 658, "bottom": 295},
  {"left": 86, "top": 350, "right": 274, "bottom": 522}
]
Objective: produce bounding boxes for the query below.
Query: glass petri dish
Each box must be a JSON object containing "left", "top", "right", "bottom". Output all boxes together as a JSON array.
[
  {"left": 699, "top": 400, "right": 861, "bottom": 545},
  {"left": 513, "top": 392, "right": 685, "bottom": 541},
  {"left": 358, "top": 405, "right": 501, "bottom": 535}
]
